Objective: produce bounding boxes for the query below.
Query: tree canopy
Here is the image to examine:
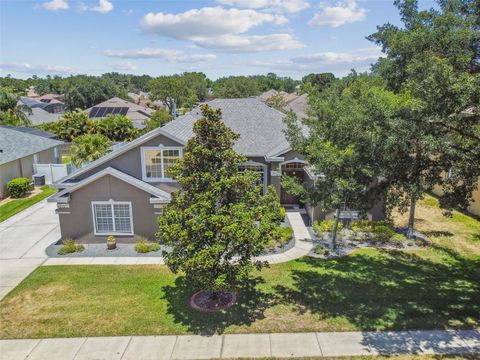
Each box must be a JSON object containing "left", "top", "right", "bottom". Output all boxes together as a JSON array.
[
  {"left": 284, "top": 0, "right": 480, "bottom": 236},
  {"left": 70, "top": 133, "right": 112, "bottom": 167},
  {"left": 157, "top": 105, "right": 286, "bottom": 294}
]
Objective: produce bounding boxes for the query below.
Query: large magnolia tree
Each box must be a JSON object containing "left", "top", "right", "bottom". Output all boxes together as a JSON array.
[{"left": 157, "top": 105, "right": 285, "bottom": 297}]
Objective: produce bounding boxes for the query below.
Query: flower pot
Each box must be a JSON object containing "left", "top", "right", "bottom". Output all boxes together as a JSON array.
[{"left": 107, "top": 241, "right": 116, "bottom": 250}]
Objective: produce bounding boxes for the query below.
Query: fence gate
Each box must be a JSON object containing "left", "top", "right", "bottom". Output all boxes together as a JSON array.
[{"left": 33, "top": 164, "right": 73, "bottom": 184}]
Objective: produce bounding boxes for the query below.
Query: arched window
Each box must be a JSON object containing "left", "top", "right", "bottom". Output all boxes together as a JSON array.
[{"left": 282, "top": 162, "right": 306, "bottom": 170}]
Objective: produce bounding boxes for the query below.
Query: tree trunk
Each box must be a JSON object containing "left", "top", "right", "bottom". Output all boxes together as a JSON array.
[{"left": 407, "top": 197, "right": 416, "bottom": 239}]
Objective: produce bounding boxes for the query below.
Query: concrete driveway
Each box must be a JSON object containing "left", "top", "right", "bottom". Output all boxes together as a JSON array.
[{"left": 0, "top": 200, "right": 59, "bottom": 299}]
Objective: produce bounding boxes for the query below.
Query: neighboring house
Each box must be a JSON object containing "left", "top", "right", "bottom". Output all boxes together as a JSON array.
[
  {"left": 128, "top": 92, "right": 165, "bottom": 109},
  {"left": 19, "top": 96, "right": 65, "bottom": 114},
  {"left": 85, "top": 97, "right": 153, "bottom": 129},
  {"left": 25, "top": 107, "right": 63, "bottom": 126},
  {"left": 283, "top": 93, "right": 308, "bottom": 120},
  {"left": 258, "top": 90, "right": 308, "bottom": 120},
  {"left": 49, "top": 98, "right": 385, "bottom": 243},
  {"left": 0, "top": 126, "right": 63, "bottom": 198}
]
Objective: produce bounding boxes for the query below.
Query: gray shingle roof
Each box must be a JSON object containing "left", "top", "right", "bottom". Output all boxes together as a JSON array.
[
  {"left": 161, "top": 98, "right": 289, "bottom": 157},
  {"left": 24, "top": 107, "right": 63, "bottom": 126},
  {"left": 0, "top": 126, "right": 63, "bottom": 165}
]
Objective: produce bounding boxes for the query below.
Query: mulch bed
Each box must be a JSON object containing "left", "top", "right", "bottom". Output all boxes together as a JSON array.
[{"left": 190, "top": 291, "right": 237, "bottom": 312}]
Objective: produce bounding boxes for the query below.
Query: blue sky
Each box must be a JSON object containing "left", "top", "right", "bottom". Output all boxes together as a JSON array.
[{"left": 0, "top": 0, "right": 436, "bottom": 79}]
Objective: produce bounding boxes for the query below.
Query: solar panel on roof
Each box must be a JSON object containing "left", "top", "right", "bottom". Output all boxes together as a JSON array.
[
  {"left": 89, "top": 106, "right": 130, "bottom": 118},
  {"left": 89, "top": 107, "right": 100, "bottom": 118}
]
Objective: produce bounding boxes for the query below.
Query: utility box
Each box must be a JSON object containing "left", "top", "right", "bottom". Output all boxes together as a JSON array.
[{"left": 33, "top": 174, "right": 46, "bottom": 186}]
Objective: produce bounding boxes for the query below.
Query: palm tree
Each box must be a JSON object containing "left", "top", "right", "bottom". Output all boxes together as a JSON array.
[
  {"left": 0, "top": 89, "right": 31, "bottom": 126},
  {"left": 70, "top": 134, "right": 112, "bottom": 167}
]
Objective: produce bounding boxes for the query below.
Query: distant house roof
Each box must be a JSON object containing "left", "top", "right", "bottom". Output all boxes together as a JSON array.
[
  {"left": 19, "top": 96, "right": 64, "bottom": 115},
  {"left": 0, "top": 126, "right": 63, "bottom": 165},
  {"left": 161, "top": 98, "right": 290, "bottom": 157},
  {"left": 36, "top": 94, "right": 64, "bottom": 105},
  {"left": 257, "top": 89, "right": 279, "bottom": 102},
  {"left": 85, "top": 97, "right": 153, "bottom": 129},
  {"left": 23, "top": 107, "right": 63, "bottom": 126},
  {"left": 284, "top": 93, "right": 308, "bottom": 120}
]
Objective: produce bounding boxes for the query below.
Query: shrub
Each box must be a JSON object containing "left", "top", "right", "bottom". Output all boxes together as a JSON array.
[
  {"left": 7, "top": 177, "right": 33, "bottom": 198},
  {"left": 313, "top": 219, "right": 343, "bottom": 235},
  {"left": 58, "top": 239, "right": 85, "bottom": 255},
  {"left": 415, "top": 239, "right": 425, "bottom": 247},
  {"left": 314, "top": 245, "right": 326, "bottom": 255},
  {"left": 391, "top": 233, "right": 406, "bottom": 247},
  {"left": 135, "top": 237, "right": 161, "bottom": 253},
  {"left": 269, "top": 226, "right": 294, "bottom": 248},
  {"left": 351, "top": 220, "right": 393, "bottom": 232},
  {"left": 407, "top": 240, "right": 414, "bottom": 246},
  {"left": 371, "top": 225, "right": 396, "bottom": 243}
]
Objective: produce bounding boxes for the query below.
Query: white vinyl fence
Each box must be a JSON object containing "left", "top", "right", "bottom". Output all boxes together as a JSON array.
[{"left": 33, "top": 163, "right": 75, "bottom": 184}]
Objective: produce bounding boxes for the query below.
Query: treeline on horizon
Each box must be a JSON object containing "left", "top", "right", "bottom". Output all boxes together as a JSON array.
[{"left": 0, "top": 72, "right": 336, "bottom": 112}]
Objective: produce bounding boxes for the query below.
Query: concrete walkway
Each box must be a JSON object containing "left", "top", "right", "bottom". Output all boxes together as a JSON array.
[
  {"left": 1, "top": 330, "right": 478, "bottom": 359},
  {"left": 42, "top": 211, "right": 315, "bottom": 266},
  {"left": 0, "top": 201, "right": 58, "bottom": 299}
]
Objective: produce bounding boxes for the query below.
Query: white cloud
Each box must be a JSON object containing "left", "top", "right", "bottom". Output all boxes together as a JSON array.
[
  {"left": 291, "top": 47, "right": 381, "bottom": 64},
  {"left": 91, "top": 0, "right": 113, "bottom": 13},
  {"left": 309, "top": 0, "right": 367, "bottom": 27},
  {"left": 239, "top": 47, "right": 381, "bottom": 74},
  {"left": 141, "top": 7, "right": 287, "bottom": 38},
  {"left": 140, "top": 6, "right": 299, "bottom": 53},
  {"left": 42, "top": 0, "right": 69, "bottom": 11},
  {"left": 193, "top": 34, "right": 304, "bottom": 52},
  {"left": 0, "top": 62, "right": 74, "bottom": 75},
  {"left": 216, "top": 0, "right": 310, "bottom": 14},
  {"left": 79, "top": 0, "right": 113, "bottom": 14},
  {"left": 108, "top": 61, "right": 137, "bottom": 71},
  {"left": 101, "top": 48, "right": 217, "bottom": 62}
]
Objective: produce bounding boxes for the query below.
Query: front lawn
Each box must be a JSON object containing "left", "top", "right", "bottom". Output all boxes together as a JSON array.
[
  {"left": 0, "top": 186, "right": 56, "bottom": 223},
  {"left": 0, "top": 196, "right": 479, "bottom": 339}
]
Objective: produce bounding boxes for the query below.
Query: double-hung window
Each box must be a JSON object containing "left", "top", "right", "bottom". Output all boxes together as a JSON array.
[
  {"left": 92, "top": 201, "right": 133, "bottom": 235},
  {"left": 142, "top": 146, "right": 182, "bottom": 181}
]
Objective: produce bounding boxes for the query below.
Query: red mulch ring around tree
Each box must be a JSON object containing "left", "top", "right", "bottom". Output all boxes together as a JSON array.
[{"left": 190, "top": 291, "right": 237, "bottom": 312}]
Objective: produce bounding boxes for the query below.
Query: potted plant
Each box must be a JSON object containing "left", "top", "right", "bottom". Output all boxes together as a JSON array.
[{"left": 107, "top": 235, "right": 116, "bottom": 250}]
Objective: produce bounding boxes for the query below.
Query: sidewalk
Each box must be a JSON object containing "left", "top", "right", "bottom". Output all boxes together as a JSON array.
[
  {"left": 1, "top": 330, "right": 478, "bottom": 359},
  {"left": 42, "top": 211, "right": 315, "bottom": 266}
]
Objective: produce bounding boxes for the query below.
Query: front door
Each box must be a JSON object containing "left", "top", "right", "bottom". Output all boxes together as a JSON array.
[{"left": 281, "top": 169, "right": 304, "bottom": 205}]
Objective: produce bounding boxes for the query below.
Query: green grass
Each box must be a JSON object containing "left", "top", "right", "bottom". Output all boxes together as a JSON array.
[
  {"left": 0, "top": 195, "right": 479, "bottom": 339},
  {"left": 0, "top": 186, "right": 57, "bottom": 223}
]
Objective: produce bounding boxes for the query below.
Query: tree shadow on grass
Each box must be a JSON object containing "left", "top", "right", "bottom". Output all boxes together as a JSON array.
[
  {"left": 162, "top": 276, "right": 276, "bottom": 335},
  {"left": 274, "top": 247, "right": 480, "bottom": 331}
]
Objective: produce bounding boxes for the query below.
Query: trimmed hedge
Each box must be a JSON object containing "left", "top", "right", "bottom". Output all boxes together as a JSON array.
[{"left": 6, "top": 178, "right": 33, "bottom": 198}]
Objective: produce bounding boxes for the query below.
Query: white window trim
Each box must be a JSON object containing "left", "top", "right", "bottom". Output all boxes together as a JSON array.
[
  {"left": 91, "top": 200, "right": 134, "bottom": 236},
  {"left": 141, "top": 145, "right": 183, "bottom": 182},
  {"left": 240, "top": 161, "right": 268, "bottom": 195}
]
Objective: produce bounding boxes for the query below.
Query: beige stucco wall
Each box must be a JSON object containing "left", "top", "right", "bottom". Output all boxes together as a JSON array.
[
  {"left": 0, "top": 161, "right": 22, "bottom": 197},
  {"left": 0, "top": 147, "right": 59, "bottom": 198},
  {"left": 58, "top": 174, "right": 159, "bottom": 243}
]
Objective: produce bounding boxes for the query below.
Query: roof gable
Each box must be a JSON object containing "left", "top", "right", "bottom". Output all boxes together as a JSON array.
[
  {"left": 50, "top": 167, "right": 171, "bottom": 203},
  {"left": 55, "top": 126, "right": 185, "bottom": 184}
]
